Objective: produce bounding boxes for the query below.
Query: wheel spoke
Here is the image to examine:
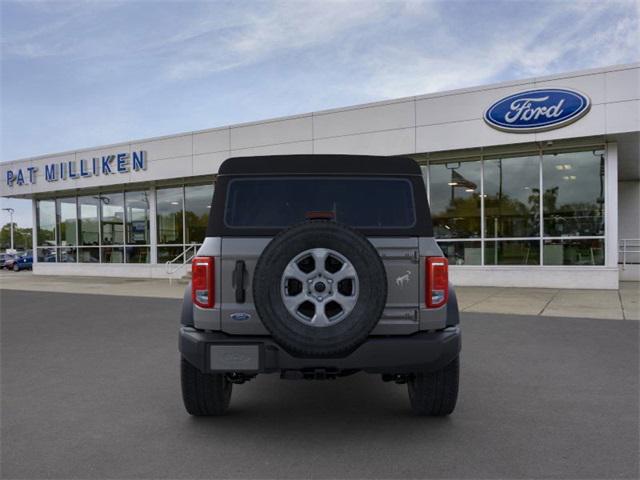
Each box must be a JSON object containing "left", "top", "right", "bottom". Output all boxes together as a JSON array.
[
  {"left": 332, "top": 262, "right": 357, "bottom": 282},
  {"left": 283, "top": 262, "right": 307, "bottom": 283},
  {"left": 281, "top": 292, "right": 306, "bottom": 313},
  {"left": 333, "top": 292, "right": 357, "bottom": 312},
  {"left": 311, "top": 248, "right": 329, "bottom": 273},
  {"left": 310, "top": 305, "right": 331, "bottom": 327}
]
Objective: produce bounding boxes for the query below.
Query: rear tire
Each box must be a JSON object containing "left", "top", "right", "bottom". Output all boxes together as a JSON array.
[
  {"left": 13, "top": 264, "right": 19, "bottom": 272},
  {"left": 408, "top": 357, "right": 459, "bottom": 416},
  {"left": 181, "top": 357, "right": 232, "bottom": 416}
]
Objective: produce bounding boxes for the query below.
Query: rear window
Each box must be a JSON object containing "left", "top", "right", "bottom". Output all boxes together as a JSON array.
[{"left": 224, "top": 177, "right": 416, "bottom": 229}]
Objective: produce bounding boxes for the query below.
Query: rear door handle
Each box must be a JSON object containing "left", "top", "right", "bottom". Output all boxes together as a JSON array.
[{"left": 232, "top": 260, "right": 246, "bottom": 303}]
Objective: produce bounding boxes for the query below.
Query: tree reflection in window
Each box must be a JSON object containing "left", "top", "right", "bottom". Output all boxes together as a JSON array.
[
  {"left": 185, "top": 184, "right": 213, "bottom": 244},
  {"left": 542, "top": 150, "right": 605, "bottom": 237},
  {"left": 429, "top": 160, "right": 481, "bottom": 239},
  {"left": 484, "top": 155, "right": 540, "bottom": 238},
  {"left": 36, "top": 200, "right": 56, "bottom": 246}
]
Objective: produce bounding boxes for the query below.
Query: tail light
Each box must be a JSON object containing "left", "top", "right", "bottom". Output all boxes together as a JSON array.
[
  {"left": 192, "top": 257, "right": 215, "bottom": 308},
  {"left": 426, "top": 257, "right": 448, "bottom": 308}
]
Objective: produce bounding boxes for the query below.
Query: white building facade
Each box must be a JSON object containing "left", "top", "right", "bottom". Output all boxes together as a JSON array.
[{"left": 2, "top": 63, "right": 639, "bottom": 289}]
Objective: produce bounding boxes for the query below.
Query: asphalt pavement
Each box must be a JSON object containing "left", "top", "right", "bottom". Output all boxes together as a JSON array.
[{"left": 1, "top": 289, "right": 638, "bottom": 479}]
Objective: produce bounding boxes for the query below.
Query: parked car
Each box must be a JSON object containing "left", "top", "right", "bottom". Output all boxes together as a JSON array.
[
  {"left": 2, "top": 254, "right": 17, "bottom": 270},
  {"left": 179, "top": 155, "right": 460, "bottom": 417},
  {"left": 12, "top": 252, "right": 33, "bottom": 271}
]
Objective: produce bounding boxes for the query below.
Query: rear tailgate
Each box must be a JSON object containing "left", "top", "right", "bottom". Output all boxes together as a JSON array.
[
  {"left": 219, "top": 237, "right": 271, "bottom": 335},
  {"left": 216, "top": 236, "right": 424, "bottom": 336},
  {"left": 370, "top": 237, "right": 420, "bottom": 334}
]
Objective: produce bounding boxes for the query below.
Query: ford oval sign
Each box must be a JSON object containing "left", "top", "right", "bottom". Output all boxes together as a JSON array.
[{"left": 484, "top": 88, "right": 591, "bottom": 133}]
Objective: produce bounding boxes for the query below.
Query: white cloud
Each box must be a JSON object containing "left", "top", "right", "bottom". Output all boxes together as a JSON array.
[
  {"left": 351, "top": 1, "right": 640, "bottom": 100},
  {"left": 158, "top": 0, "right": 640, "bottom": 97},
  {"left": 4, "top": 0, "right": 636, "bottom": 91},
  {"left": 1, "top": 0, "right": 125, "bottom": 58},
  {"left": 164, "top": 1, "right": 406, "bottom": 80}
]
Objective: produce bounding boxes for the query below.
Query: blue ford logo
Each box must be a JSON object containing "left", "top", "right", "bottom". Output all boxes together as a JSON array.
[
  {"left": 484, "top": 88, "right": 590, "bottom": 133},
  {"left": 230, "top": 312, "right": 251, "bottom": 321}
]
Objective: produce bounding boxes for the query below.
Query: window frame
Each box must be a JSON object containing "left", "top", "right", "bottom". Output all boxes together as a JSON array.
[
  {"left": 36, "top": 189, "right": 153, "bottom": 264},
  {"left": 155, "top": 181, "right": 213, "bottom": 263},
  {"left": 427, "top": 159, "right": 482, "bottom": 240},
  {"left": 425, "top": 143, "right": 607, "bottom": 267}
]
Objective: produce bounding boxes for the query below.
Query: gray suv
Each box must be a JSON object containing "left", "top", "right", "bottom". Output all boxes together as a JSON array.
[{"left": 179, "top": 155, "right": 461, "bottom": 416}]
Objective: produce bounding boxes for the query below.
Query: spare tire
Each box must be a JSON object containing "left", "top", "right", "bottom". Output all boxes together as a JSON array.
[{"left": 253, "top": 220, "right": 387, "bottom": 358}]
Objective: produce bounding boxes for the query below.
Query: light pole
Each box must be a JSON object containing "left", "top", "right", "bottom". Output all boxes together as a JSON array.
[{"left": 2, "top": 207, "right": 15, "bottom": 251}]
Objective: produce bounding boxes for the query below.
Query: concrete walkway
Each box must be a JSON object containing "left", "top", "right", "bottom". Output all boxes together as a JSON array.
[
  {"left": 456, "top": 283, "right": 639, "bottom": 320},
  {"left": 0, "top": 270, "right": 184, "bottom": 300},
  {"left": 1, "top": 270, "right": 638, "bottom": 320}
]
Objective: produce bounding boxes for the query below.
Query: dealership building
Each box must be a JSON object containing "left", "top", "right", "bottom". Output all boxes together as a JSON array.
[{"left": 1, "top": 63, "right": 638, "bottom": 289}]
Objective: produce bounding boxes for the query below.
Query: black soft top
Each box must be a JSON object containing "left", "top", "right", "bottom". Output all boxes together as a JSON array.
[
  {"left": 208, "top": 154, "right": 432, "bottom": 237},
  {"left": 218, "top": 155, "right": 423, "bottom": 176}
]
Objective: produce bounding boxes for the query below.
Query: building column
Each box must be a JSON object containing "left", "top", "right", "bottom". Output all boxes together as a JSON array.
[
  {"left": 31, "top": 199, "right": 37, "bottom": 265},
  {"left": 149, "top": 186, "right": 158, "bottom": 264},
  {"left": 605, "top": 142, "right": 619, "bottom": 272}
]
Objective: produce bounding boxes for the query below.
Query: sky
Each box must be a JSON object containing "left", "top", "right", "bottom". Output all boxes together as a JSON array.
[{"left": 1, "top": 0, "right": 639, "bottom": 228}]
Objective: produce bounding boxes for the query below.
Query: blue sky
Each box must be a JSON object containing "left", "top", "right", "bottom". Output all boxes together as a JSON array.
[{"left": 1, "top": 0, "right": 639, "bottom": 227}]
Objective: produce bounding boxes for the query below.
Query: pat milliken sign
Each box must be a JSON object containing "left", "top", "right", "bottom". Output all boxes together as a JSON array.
[
  {"left": 484, "top": 88, "right": 591, "bottom": 133},
  {"left": 5, "top": 151, "right": 147, "bottom": 187}
]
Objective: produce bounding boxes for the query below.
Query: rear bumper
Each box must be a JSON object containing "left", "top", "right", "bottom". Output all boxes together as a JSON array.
[{"left": 179, "top": 326, "right": 461, "bottom": 375}]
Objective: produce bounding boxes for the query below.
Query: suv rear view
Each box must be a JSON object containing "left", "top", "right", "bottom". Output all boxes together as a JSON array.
[{"left": 180, "top": 155, "right": 460, "bottom": 416}]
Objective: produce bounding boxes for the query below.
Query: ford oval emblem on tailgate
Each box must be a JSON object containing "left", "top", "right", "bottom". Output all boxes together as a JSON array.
[{"left": 230, "top": 312, "right": 251, "bottom": 321}]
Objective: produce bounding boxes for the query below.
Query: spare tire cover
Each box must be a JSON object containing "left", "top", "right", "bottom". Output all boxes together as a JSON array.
[{"left": 253, "top": 220, "right": 387, "bottom": 357}]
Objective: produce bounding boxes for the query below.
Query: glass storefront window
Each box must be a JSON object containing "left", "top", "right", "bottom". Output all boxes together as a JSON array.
[
  {"left": 36, "top": 246, "right": 56, "bottom": 262},
  {"left": 56, "top": 197, "right": 77, "bottom": 246},
  {"left": 543, "top": 238, "right": 604, "bottom": 265},
  {"left": 101, "top": 193, "right": 124, "bottom": 245},
  {"left": 35, "top": 185, "right": 205, "bottom": 265},
  {"left": 438, "top": 241, "right": 482, "bottom": 265},
  {"left": 58, "top": 247, "right": 77, "bottom": 263},
  {"left": 37, "top": 200, "right": 56, "bottom": 246},
  {"left": 126, "top": 246, "right": 150, "bottom": 264},
  {"left": 429, "top": 160, "right": 481, "bottom": 238},
  {"left": 542, "top": 150, "right": 605, "bottom": 237},
  {"left": 78, "top": 196, "right": 100, "bottom": 246},
  {"left": 158, "top": 246, "right": 184, "bottom": 264},
  {"left": 101, "top": 247, "right": 124, "bottom": 263},
  {"left": 185, "top": 184, "right": 213, "bottom": 244},
  {"left": 78, "top": 247, "right": 100, "bottom": 263},
  {"left": 125, "top": 191, "right": 150, "bottom": 245},
  {"left": 484, "top": 154, "right": 540, "bottom": 238},
  {"left": 35, "top": 246, "right": 76, "bottom": 263},
  {"left": 484, "top": 240, "right": 540, "bottom": 265},
  {"left": 157, "top": 187, "right": 183, "bottom": 244},
  {"left": 424, "top": 147, "right": 605, "bottom": 267}
]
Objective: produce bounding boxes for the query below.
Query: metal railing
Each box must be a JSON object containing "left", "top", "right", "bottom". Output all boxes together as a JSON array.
[
  {"left": 619, "top": 239, "right": 640, "bottom": 269},
  {"left": 166, "top": 244, "right": 199, "bottom": 281}
]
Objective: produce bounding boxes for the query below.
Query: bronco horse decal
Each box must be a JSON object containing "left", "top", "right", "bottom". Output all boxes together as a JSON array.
[{"left": 395, "top": 270, "right": 411, "bottom": 287}]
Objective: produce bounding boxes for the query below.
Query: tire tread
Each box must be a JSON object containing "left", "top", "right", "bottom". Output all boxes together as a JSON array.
[
  {"left": 408, "top": 356, "right": 459, "bottom": 416},
  {"left": 181, "top": 358, "right": 232, "bottom": 416}
]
